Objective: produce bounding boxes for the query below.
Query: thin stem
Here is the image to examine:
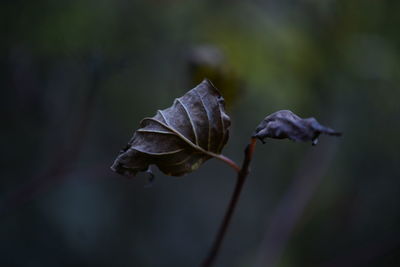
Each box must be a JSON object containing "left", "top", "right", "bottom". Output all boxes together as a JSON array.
[
  {"left": 212, "top": 153, "right": 241, "bottom": 173},
  {"left": 202, "top": 138, "right": 257, "bottom": 267}
]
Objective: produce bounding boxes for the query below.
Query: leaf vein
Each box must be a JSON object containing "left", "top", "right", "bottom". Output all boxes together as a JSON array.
[
  {"left": 136, "top": 129, "right": 175, "bottom": 135},
  {"left": 142, "top": 117, "right": 216, "bottom": 158},
  {"left": 194, "top": 89, "right": 211, "bottom": 151},
  {"left": 217, "top": 100, "right": 226, "bottom": 153},
  {"left": 158, "top": 110, "right": 170, "bottom": 126},
  {"left": 176, "top": 98, "right": 199, "bottom": 145},
  {"left": 132, "top": 147, "right": 185, "bottom": 156}
]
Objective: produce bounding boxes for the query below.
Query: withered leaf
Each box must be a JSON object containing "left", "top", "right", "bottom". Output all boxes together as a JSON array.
[
  {"left": 111, "top": 79, "right": 231, "bottom": 177},
  {"left": 253, "top": 110, "right": 341, "bottom": 145}
]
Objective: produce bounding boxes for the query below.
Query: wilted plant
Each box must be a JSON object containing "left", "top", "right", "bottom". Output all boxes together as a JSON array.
[{"left": 111, "top": 79, "right": 341, "bottom": 267}]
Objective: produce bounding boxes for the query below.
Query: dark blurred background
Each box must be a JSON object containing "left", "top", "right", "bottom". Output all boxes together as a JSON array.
[{"left": 1, "top": 0, "right": 399, "bottom": 266}]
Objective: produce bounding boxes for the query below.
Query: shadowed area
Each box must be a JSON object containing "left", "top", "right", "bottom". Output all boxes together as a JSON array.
[{"left": 1, "top": 1, "right": 400, "bottom": 266}]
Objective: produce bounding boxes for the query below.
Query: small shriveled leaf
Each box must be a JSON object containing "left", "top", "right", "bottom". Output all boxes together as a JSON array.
[
  {"left": 253, "top": 110, "right": 341, "bottom": 145},
  {"left": 111, "top": 79, "right": 231, "bottom": 177}
]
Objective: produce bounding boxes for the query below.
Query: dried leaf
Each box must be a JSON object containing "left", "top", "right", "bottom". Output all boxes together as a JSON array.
[
  {"left": 111, "top": 79, "right": 231, "bottom": 177},
  {"left": 253, "top": 110, "right": 341, "bottom": 145}
]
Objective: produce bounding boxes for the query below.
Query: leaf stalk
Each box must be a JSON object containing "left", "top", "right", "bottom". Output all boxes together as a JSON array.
[{"left": 211, "top": 153, "right": 241, "bottom": 173}]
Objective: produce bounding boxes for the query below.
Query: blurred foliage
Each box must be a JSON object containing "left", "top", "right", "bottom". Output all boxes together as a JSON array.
[
  {"left": 1, "top": 0, "right": 400, "bottom": 266},
  {"left": 186, "top": 45, "right": 243, "bottom": 108}
]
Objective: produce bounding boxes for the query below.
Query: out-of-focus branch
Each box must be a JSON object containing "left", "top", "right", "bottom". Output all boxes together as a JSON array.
[
  {"left": 255, "top": 141, "right": 338, "bottom": 267},
  {"left": 0, "top": 55, "right": 104, "bottom": 218}
]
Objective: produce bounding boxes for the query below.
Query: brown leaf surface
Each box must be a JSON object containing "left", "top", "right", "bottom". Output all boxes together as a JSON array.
[
  {"left": 253, "top": 110, "right": 341, "bottom": 145},
  {"left": 111, "top": 79, "right": 231, "bottom": 177}
]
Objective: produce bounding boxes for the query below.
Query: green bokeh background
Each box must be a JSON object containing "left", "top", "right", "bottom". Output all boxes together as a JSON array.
[{"left": 1, "top": 1, "right": 399, "bottom": 266}]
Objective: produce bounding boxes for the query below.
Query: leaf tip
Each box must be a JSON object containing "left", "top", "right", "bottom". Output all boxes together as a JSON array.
[
  {"left": 201, "top": 78, "right": 223, "bottom": 96},
  {"left": 110, "top": 164, "right": 137, "bottom": 178}
]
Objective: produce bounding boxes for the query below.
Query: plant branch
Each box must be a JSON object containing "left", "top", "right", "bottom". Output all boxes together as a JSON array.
[
  {"left": 202, "top": 137, "right": 257, "bottom": 267},
  {"left": 212, "top": 153, "right": 241, "bottom": 173}
]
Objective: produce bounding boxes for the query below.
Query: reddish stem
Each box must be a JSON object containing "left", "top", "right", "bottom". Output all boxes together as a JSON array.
[{"left": 213, "top": 153, "right": 241, "bottom": 173}]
